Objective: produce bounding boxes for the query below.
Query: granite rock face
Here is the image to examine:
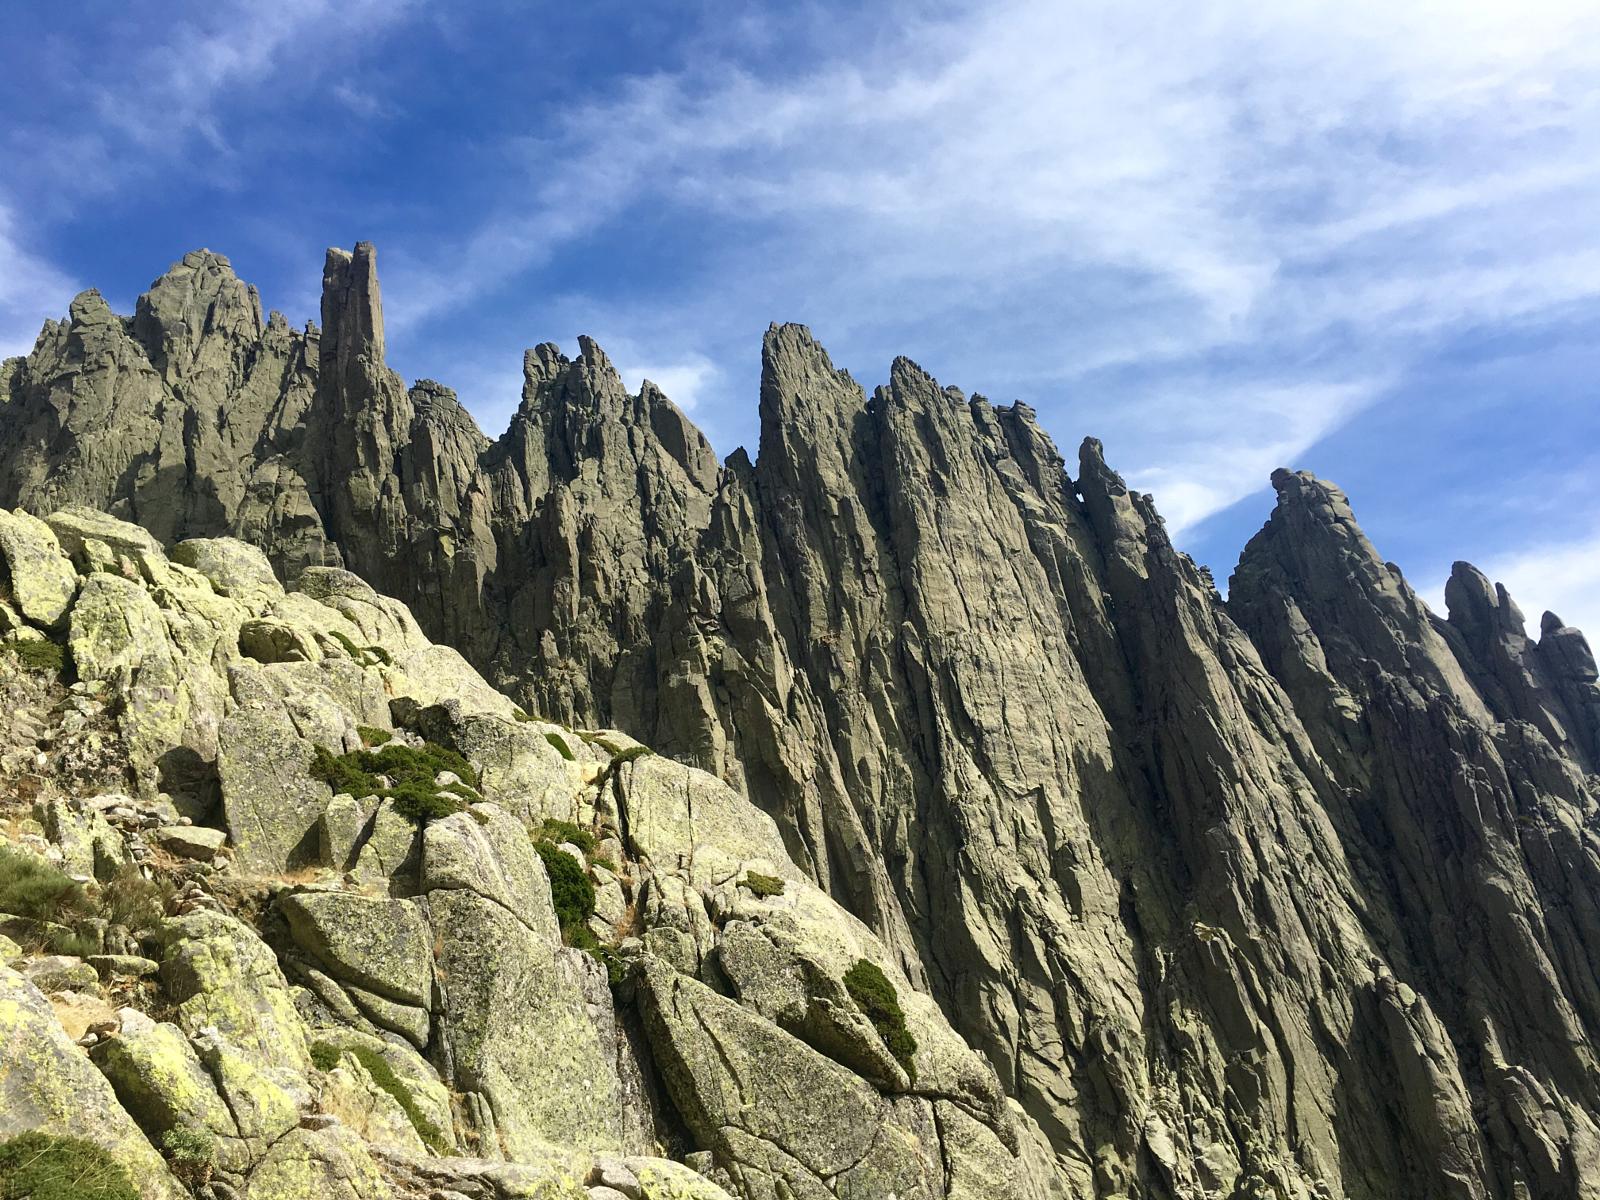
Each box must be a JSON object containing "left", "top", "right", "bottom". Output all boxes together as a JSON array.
[
  {"left": 2, "top": 245, "right": 1599, "bottom": 1199},
  {"left": 0, "top": 508, "right": 1040, "bottom": 1199}
]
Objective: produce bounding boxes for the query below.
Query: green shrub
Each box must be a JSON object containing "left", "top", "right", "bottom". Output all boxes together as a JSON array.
[
  {"left": 533, "top": 841, "right": 596, "bottom": 936},
  {"left": 95, "top": 866, "right": 172, "bottom": 934},
  {"left": 589, "top": 856, "right": 617, "bottom": 874},
  {"left": 6, "top": 639, "right": 66, "bottom": 677},
  {"left": 544, "top": 731, "right": 575, "bottom": 761},
  {"left": 741, "top": 871, "right": 785, "bottom": 898},
  {"left": 513, "top": 708, "right": 534, "bottom": 723},
  {"left": 309, "top": 1041, "right": 448, "bottom": 1154},
  {"left": 538, "top": 819, "right": 595, "bottom": 854},
  {"left": 160, "top": 1127, "right": 214, "bottom": 1187},
  {"left": 843, "top": 959, "right": 918, "bottom": 1080},
  {"left": 310, "top": 741, "right": 480, "bottom": 824},
  {"left": 355, "top": 725, "right": 391, "bottom": 747},
  {"left": 0, "top": 846, "right": 84, "bottom": 922},
  {"left": 0, "top": 1131, "right": 138, "bottom": 1200}
]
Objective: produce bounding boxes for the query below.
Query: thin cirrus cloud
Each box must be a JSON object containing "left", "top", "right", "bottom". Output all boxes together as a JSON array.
[{"left": 381, "top": 0, "right": 1600, "bottom": 545}]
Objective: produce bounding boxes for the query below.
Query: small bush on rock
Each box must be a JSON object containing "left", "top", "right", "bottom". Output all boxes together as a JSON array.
[
  {"left": 310, "top": 741, "right": 481, "bottom": 824},
  {"left": 534, "top": 841, "right": 596, "bottom": 934},
  {"left": 0, "top": 1132, "right": 138, "bottom": 1200},
  {"left": 355, "top": 725, "right": 391, "bottom": 747},
  {"left": 843, "top": 958, "right": 918, "bottom": 1080},
  {"left": 543, "top": 731, "right": 575, "bottom": 761},
  {"left": 161, "top": 1127, "right": 215, "bottom": 1187},
  {"left": 538, "top": 819, "right": 595, "bottom": 854},
  {"left": 741, "top": 871, "right": 785, "bottom": 898}
]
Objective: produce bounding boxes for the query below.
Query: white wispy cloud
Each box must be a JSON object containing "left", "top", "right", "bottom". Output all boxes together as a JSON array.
[
  {"left": 0, "top": 204, "right": 79, "bottom": 359},
  {"left": 383, "top": 0, "right": 1600, "bottom": 536},
  {"left": 136, "top": 0, "right": 415, "bottom": 139},
  {"left": 616, "top": 354, "right": 720, "bottom": 413},
  {"left": 1470, "top": 535, "right": 1600, "bottom": 644}
]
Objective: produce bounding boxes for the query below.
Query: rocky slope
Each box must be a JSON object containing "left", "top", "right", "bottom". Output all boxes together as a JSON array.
[
  {"left": 1, "top": 246, "right": 1598, "bottom": 1199},
  {"left": 0, "top": 507, "right": 1049, "bottom": 1199}
]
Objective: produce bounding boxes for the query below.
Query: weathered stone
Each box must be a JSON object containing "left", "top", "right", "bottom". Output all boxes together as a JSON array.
[
  {"left": 92, "top": 1015, "right": 242, "bottom": 1166},
  {"left": 242, "top": 1124, "right": 389, "bottom": 1200},
  {"left": 154, "top": 910, "right": 310, "bottom": 1075},
  {"left": 154, "top": 823, "right": 227, "bottom": 860},
  {"left": 0, "top": 966, "right": 184, "bottom": 1198},
  {"left": 171, "top": 536, "right": 280, "bottom": 601},
  {"left": 0, "top": 508, "right": 77, "bottom": 627},
  {"left": 317, "top": 793, "right": 368, "bottom": 869},
  {"left": 637, "top": 960, "right": 942, "bottom": 1199},
  {"left": 22, "top": 954, "right": 99, "bottom": 991},
  {"left": 280, "top": 891, "right": 432, "bottom": 1007},
  {"left": 88, "top": 954, "right": 162, "bottom": 979}
]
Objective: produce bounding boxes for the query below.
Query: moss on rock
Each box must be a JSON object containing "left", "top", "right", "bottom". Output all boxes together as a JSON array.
[{"left": 842, "top": 959, "right": 918, "bottom": 1081}]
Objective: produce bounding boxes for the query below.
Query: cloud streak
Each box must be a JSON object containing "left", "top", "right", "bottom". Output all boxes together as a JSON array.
[
  {"left": 382, "top": 0, "right": 1600, "bottom": 535},
  {"left": 0, "top": 204, "right": 79, "bottom": 359}
]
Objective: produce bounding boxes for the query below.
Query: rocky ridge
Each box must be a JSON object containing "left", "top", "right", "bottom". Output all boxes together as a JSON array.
[{"left": 1, "top": 245, "right": 1598, "bottom": 1198}]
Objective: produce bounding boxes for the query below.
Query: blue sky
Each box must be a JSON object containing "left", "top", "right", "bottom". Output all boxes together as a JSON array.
[{"left": 2, "top": 0, "right": 1597, "bottom": 633}]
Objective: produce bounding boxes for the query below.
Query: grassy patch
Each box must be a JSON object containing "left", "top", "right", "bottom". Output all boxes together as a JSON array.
[
  {"left": 843, "top": 959, "right": 918, "bottom": 1081},
  {"left": 310, "top": 741, "right": 481, "bottom": 825},
  {"left": 96, "top": 866, "right": 173, "bottom": 934},
  {"left": 741, "top": 871, "right": 785, "bottom": 898},
  {"left": 543, "top": 731, "right": 574, "bottom": 761},
  {"left": 0, "top": 1132, "right": 139, "bottom": 1200},
  {"left": 310, "top": 1041, "right": 449, "bottom": 1154},
  {"left": 355, "top": 725, "right": 391, "bottom": 748},
  {"left": 5, "top": 638, "right": 66, "bottom": 678}
]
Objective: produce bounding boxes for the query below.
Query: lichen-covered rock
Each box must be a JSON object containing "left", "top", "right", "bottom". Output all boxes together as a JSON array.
[
  {"left": 281, "top": 891, "right": 433, "bottom": 1008},
  {"left": 627, "top": 1157, "right": 740, "bottom": 1200},
  {"left": 243, "top": 1124, "right": 389, "bottom": 1200},
  {"left": 637, "top": 959, "right": 943, "bottom": 1200},
  {"left": 92, "top": 1012, "right": 246, "bottom": 1169},
  {"left": 0, "top": 508, "right": 77, "bottom": 627},
  {"left": 427, "top": 873, "right": 622, "bottom": 1157},
  {"left": 153, "top": 910, "right": 310, "bottom": 1075},
  {"left": 0, "top": 967, "right": 184, "bottom": 1199},
  {"left": 170, "top": 536, "right": 280, "bottom": 601}
]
